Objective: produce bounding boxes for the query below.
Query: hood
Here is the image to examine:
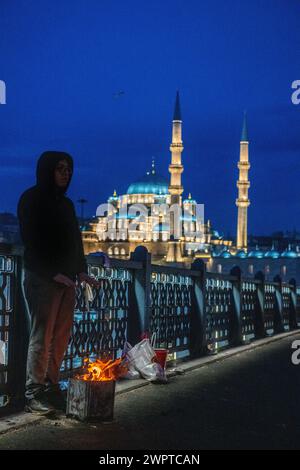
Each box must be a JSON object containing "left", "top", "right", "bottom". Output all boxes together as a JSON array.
[{"left": 36, "top": 150, "right": 74, "bottom": 197}]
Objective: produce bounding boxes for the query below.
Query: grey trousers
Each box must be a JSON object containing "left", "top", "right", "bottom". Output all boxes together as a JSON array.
[{"left": 23, "top": 270, "right": 76, "bottom": 400}]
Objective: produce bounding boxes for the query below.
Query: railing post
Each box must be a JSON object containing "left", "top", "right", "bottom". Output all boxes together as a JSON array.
[
  {"left": 190, "top": 259, "right": 207, "bottom": 357},
  {"left": 254, "top": 271, "right": 267, "bottom": 338},
  {"left": 273, "top": 275, "right": 285, "bottom": 334},
  {"left": 128, "top": 246, "right": 152, "bottom": 345},
  {"left": 229, "top": 266, "right": 243, "bottom": 346},
  {"left": 7, "top": 256, "right": 29, "bottom": 411},
  {"left": 293, "top": 283, "right": 300, "bottom": 328},
  {"left": 288, "top": 278, "right": 298, "bottom": 330}
]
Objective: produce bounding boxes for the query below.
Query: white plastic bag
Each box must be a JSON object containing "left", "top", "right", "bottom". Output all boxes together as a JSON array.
[
  {"left": 84, "top": 282, "right": 94, "bottom": 304},
  {"left": 123, "top": 339, "right": 167, "bottom": 383},
  {"left": 126, "top": 339, "right": 155, "bottom": 370},
  {"left": 121, "top": 342, "right": 140, "bottom": 380},
  {"left": 138, "top": 361, "right": 167, "bottom": 383}
]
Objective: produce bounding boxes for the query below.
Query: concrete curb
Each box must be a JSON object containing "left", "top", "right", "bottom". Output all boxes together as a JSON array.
[
  {"left": 0, "top": 412, "right": 44, "bottom": 435},
  {"left": 0, "top": 329, "right": 299, "bottom": 436}
]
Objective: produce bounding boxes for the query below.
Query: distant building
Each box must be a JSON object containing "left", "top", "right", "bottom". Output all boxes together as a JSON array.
[
  {"left": 208, "top": 244, "right": 300, "bottom": 283},
  {"left": 0, "top": 212, "right": 20, "bottom": 244}
]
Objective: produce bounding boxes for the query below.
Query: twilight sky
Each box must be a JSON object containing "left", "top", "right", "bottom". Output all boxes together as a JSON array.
[{"left": 0, "top": 0, "right": 299, "bottom": 236}]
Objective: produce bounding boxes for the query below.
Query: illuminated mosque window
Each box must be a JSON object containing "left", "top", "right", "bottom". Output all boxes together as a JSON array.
[
  {"left": 217, "top": 264, "right": 222, "bottom": 274},
  {"left": 248, "top": 264, "right": 254, "bottom": 274}
]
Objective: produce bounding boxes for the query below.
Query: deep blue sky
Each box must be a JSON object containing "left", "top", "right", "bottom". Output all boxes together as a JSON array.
[{"left": 0, "top": 0, "right": 299, "bottom": 236}]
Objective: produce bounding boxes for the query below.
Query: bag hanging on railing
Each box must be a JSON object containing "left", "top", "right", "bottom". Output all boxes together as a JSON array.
[{"left": 84, "top": 282, "right": 94, "bottom": 305}]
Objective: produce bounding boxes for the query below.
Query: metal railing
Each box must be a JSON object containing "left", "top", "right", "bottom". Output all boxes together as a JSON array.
[{"left": 1, "top": 245, "right": 300, "bottom": 415}]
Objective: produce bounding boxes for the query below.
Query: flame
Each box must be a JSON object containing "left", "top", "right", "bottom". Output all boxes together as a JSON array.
[{"left": 75, "top": 357, "right": 128, "bottom": 382}]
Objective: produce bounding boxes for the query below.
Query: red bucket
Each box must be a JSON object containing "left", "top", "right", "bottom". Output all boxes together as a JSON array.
[{"left": 154, "top": 348, "right": 168, "bottom": 370}]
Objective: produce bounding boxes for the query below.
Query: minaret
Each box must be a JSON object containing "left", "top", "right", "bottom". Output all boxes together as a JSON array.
[
  {"left": 169, "top": 91, "right": 184, "bottom": 207},
  {"left": 236, "top": 112, "right": 250, "bottom": 250},
  {"left": 166, "top": 92, "right": 184, "bottom": 262}
]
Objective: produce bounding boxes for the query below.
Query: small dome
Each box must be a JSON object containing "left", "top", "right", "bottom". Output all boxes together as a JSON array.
[
  {"left": 236, "top": 250, "right": 247, "bottom": 258},
  {"left": 108, "top": 189, "right": 118, "bottom": 201},
  {"left": 127, "top": 172, "right": 169, "bottom": 195},
  {"left": 212, "top": 250, "right": 222, "bottom": 257},
  {"left": 248, "top": 245, "right": 264, "bottom": 258},
  {"left": 183, "top": 193, "right": 196, "bottom": 204},
  {"left": 211, "top": 230, "right": 223, "bottom": 240},
  {"left": 264, "top": 246, "right": 280, "bottom": 258},
  {"left": 80, "top": 224, "right": 91, "bottom": 231},
  {"left": 220, "top": 249, "right": 232, "bottom": 258},
  {"left": 281, "top": 246, "right": 298, "bottom": 258}
]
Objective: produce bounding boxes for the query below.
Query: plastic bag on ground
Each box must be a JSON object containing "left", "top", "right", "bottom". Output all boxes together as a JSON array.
[
  {"left": 122, "top": 339, "right": 167, "bottom": 383},
  {"left": 138, "top": 361, "right": 167, "bottom": 383}
]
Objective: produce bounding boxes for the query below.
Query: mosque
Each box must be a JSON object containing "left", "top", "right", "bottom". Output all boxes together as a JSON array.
[
  {"left": 81, "top": 92, "right": 233, "bottom": 265},
  {"left": 81, "top": 93, "right": 300, "bottom": 280}
]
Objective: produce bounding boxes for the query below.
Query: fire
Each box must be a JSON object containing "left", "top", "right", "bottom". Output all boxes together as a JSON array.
[{"left": 75, "top": 357, "right": 128, "bottom": 382}]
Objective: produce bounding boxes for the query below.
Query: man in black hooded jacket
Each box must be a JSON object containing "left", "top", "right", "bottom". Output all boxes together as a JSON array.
[{"left": 17, "top": 151, "right": 98, "bottom": 415}]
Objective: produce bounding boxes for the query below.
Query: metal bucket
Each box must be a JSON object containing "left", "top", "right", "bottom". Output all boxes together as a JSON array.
[{"left": 66, "top": 378, "right": 116, "bottom": 422}]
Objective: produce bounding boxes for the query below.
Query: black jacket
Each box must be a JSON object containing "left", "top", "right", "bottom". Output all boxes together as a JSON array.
[{"left": 17, "top": 151, "right": 88, "bottom": 281}]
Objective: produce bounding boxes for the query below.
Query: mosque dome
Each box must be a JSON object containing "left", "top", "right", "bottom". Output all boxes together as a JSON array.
[
  {"left": 127, "top": 172, "right": 169, "bottom": 195},
  {"left": 127, "top": 158, "right": 169, "bottom": 196},
  {"left": 236, "top": 250, "right": 247, "bottom": 258}
]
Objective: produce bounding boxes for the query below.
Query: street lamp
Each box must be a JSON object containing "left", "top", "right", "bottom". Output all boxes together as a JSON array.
[{"left": 77, "top": 198, "right": 88, "bottom": 227}]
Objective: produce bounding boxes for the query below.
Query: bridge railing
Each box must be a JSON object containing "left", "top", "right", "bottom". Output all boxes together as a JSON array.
[{"left": 1, "top": 245, "right": 300, "bottom": 415}]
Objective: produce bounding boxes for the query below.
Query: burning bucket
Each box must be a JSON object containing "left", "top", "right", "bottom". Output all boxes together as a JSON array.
[
  {"left": 66, "top": 357, "right": 127, "bottom": 422},
  {"left": 67, "top": 377, "right": 116, "bottom": 422},
  {"left": 154, "top": 348, "right": 168, "bottom": 370}
]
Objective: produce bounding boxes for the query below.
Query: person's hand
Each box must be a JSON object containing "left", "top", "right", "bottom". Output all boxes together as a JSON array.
[
  {"left": 78, "top": 272, "right": 101, "bottom": 288},
  {"left": 53, "top": 273, "right": 76, "bottom": 287}
]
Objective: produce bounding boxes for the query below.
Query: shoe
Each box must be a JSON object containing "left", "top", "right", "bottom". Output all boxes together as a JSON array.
[
  {"left": 45, "top": 388, "right": 67, "bottom": 412},
  {"left": 25, "top": 397, "right": 56, "bottom": 416}
]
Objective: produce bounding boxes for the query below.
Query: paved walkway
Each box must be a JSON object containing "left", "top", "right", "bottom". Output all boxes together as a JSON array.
[{"left": 0, "top": 332, "right": 299, "bottom": 450}]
